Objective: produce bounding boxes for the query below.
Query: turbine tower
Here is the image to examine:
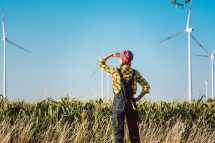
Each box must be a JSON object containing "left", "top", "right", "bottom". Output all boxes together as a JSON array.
[
  {"left": 204, "top": 80, "right": 208, "bottom": 99},
  {"left": 2, "top": 14, "right": 6, "bottom": 98},
  {"left": 98, "top": 59, "right": 110, "bottom": 100},
  {"left": 1, "top": 14, "right": 30, "bottom": 98},
  {"left": 195, "top": 49, "right": 215, "bottom": 99},
  {"left": 107, "top": 73, "right": 110, "bottom": 98},
  {"left": 160, "top": 0, "right": 204, "bottom": 102},
  {"left": 101, "top": 67, "right": 104, "bottom": 99}
]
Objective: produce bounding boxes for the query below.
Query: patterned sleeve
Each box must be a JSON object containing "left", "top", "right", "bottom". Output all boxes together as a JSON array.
[
  {"left": 97, "top": 59, "right": 117, "bottom": 74},
  {"left": 135, "top": 70, "right": 150, "bottom": 94}
]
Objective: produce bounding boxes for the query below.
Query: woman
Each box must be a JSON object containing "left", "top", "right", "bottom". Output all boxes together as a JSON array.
[{"left": 98, "top": 50, "right": 150, "bottom": 143}]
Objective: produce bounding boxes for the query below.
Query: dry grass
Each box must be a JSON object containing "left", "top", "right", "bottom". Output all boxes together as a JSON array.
[
  {"left": 0, "top": 118, "right": 214, "bottom": 143},
  {"left": 0, "top": 98, "right": 214, "bottom": 143}
]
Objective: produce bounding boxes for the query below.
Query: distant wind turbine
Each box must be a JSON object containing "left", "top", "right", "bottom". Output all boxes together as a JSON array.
[
  {"left": 92, "top": 67, "right": 110, "bottom": 100},
  {"left": 96, "top": 47, "right": 105, "bottom": 99},
  {"left": 195, "top": 49, "right": 215, "bottom": 99},
  {"left": 90, "top": 47, "right": 110, "bottom": 100},
  {"left": 1, "top": 14, "right": 30, "bottom": 98},
  {"left": 160, "top": 0, "right": 204, "bottom": 102}
]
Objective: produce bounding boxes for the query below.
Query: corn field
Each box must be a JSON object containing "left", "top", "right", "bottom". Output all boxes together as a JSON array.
[{"left": 0, "top": 97, "right": 214, "bottom": 143}]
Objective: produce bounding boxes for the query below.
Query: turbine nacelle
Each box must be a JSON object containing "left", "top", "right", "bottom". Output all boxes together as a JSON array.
[{"left": 185, "top": 28, "right": 193, "bottom": 33}]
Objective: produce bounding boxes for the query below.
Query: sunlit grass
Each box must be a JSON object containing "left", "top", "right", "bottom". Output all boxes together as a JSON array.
[{"left": 0, "top": 97, "right": 214, "bottom": 143}]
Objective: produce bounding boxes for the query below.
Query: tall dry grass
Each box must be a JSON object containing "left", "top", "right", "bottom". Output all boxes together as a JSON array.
[
  {"left": 0, "top": 118, "right": 214, "bottom": 143},
  {"left": 0, "top": 97, "right": 214, "bottom": 143}
]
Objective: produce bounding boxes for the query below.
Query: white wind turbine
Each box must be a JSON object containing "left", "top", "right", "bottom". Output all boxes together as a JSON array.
[
  {"left": 96, "top": 47, "right": 105, "bottom": 99},
  {"left": 101, "top": 64, "right": 110, "bottom": 99},
  {"left": 98, "top": 68, "right": 110, "bottom": 100},
  {"left": 195, "top": 49, "right": 215, "bottom": 99},
  {"left": 160, "top": 0, "right": 204, "bottom": 102},
  {"left": 1, "top": 14, "right": 30, "bottom": 98},
  {"left": 90, "top": 47, "right": 110, "bottom": 100},
  {"left": 98, "top": 60, "right": 110, "bottom": 100}
]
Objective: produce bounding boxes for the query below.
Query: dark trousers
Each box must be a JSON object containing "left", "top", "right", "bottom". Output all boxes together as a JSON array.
[{"left": 112, "top": 105, "right": 140, "bottom": 143}]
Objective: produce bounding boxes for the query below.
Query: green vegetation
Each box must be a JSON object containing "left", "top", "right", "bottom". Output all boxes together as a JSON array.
[{"left": 0, "top": 97, "right": 214, "bottom": 143}]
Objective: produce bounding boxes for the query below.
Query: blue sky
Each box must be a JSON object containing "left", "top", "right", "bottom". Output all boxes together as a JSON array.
[{"left": 0, "top": 0, "right": 215, "bottom": 101}]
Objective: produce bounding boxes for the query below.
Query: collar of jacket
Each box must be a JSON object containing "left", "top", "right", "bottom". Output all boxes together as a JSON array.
[{"left": 120, "top": 64, "right": 131, "bottom": 71}]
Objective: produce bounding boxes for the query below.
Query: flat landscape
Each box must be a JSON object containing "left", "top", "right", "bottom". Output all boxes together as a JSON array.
[{"left": 0, "top": 0, "right": 215, "bottom": 143}]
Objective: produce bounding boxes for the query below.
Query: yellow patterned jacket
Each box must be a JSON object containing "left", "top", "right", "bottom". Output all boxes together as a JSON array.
[{"left": 98, "top": 59, "right": 150, "bottom": 96}]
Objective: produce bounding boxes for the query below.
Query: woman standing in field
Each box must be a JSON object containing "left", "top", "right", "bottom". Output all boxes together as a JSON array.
[{"left": 98, "top": 50, "right": 150, "bottom": 143}]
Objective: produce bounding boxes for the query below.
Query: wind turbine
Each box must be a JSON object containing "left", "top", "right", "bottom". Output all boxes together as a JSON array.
[
  {"left": 1, "top": 14, "right": 30, "bottom": 98},
  {"left": 98, "top": 60, "right": 111, "bottom": 100},
  {"left": 107, "top": 72, "right": 110, "bottom": 99},
  {"left": 90, "top": 47, "right": 111, "bottom": 100},
  {"left": 195, "top": 49, "right": 215, "bottom": 99},
  {"left": 160, "top": 0, "right": 204, "bottom": 102},
  {"left": 101, "top": 67, "right": 104, "bottom": 99},
  {"left": 95, "top": 47, "right": 105, "bottom": 99}
]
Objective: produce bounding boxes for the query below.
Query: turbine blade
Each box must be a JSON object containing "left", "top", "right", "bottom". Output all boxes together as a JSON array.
[
  {"left": 159, "top": 31, "right": 185, "bottom": 43},
  {"left": 194, "top": 54, "right": 209, "bottom": 58},
  {"left": 212, "top": 49, "right": 215, "bottom": 56},
  {"left": 96, "top": 46, "right": 102, "bottom": 59},
  {"left": 2, "top": 14, "right": 6, "bottom": 39},
  {"left": 186, "top": 0, "right": 192, "bottom": 29},
  {"left": 90, "top": 67, "right": 99, "bottom": 78},
  {"left": 6, "top": 39, "right": 31, "bottom": 53},
  {"left": 191, "top": 34, "right": 209, "bottom": 55}
]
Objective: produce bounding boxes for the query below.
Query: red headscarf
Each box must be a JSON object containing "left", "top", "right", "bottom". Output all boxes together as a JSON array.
[{"left": 118, "top": 50, "right": 134, "bottom": 65}]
